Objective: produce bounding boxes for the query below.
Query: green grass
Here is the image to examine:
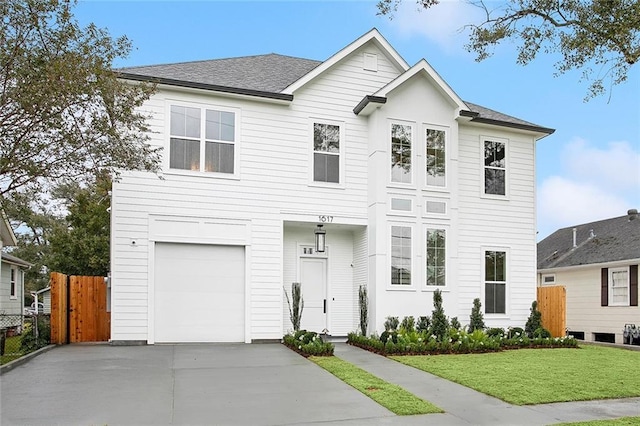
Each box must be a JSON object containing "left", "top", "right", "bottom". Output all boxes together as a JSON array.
[
  {"left": 0, "top": 335, "right": 24, "bottom": 365},
  {"left": 556, "top": 417, "right": 640, "bottom": 425},
  {"left": 310, "top": 355, "right": 442, "bottom": 415},
  {"left": 391, "top": 345, "right": 640, "bottom": 405}
]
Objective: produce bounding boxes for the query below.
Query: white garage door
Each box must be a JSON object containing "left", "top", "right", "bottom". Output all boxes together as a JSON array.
[{"left": 154, "top": 243, "right": 245, "bottom": 343}]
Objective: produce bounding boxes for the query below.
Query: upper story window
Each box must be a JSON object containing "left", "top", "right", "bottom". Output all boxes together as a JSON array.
[
  {"left": 169, "top": 105, "right": 236, "bottom": 174},
  {"left": 426, "top": 228, "right": 445, "bottom": 286},
  {"left": 426, "top": 128, "right": 445, "bottom": 187},
  {"left": 485, "top": 250, "right": 506, "bottom": 314},
  {"left": 10, "top": 267, "right": 17, "bottom": 299},
  {"left": 313, "top": 123, "right": 340, "bottom": 183},
  {"left": 391, "top": 225, "right": 411, "bottom": 286},
  {"left": 391, "top": 123, "right": 412, "bottom": 184},
  {"left": 484, "top": 139, "right": 506, "bottom": 196}
]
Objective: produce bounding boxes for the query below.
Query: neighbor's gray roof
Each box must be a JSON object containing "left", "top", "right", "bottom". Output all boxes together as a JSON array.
[
  {"left": 537, "top": 213, "right": 640, "bottom": 270},
  {"left": 1, "top": 252, "right": 32, "bottom": 268},
  {"left": 119, "top": 54, "right": 553, "bottom": 134}
]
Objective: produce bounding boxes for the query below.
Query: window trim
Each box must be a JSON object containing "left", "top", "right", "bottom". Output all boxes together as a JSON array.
[
  {"left": 480, "top": 136, "right": 509, "bottom": 199},
  {"left": 388, "top": 223, "right": 415, "bottom": 290},
  {"left": 608, "top": 266, "right": 630, "bottom": 306},
  {"left": 425, "top": 227, "right": 447, "bottom": 289},
  {"left": 309, "top": 119, "right": 345, "bottom": 187},
  {"left": 165, "top": 101, "right": 240, "bottom": 179},
  {"left": 424, "top": 124, "right": 449, "bottom": 190},
  {"left": 10, "top": 267, "right": 17, "bottom": 300},
  {"left": 482, "top": 247, "right": 509, "bottom": 316},
  {"left": 389, "top": 121, "right": 415, "bottom": 187},
  {"left": 387, "top": 194, "right": 415, "bottom": 216},
  {"left": 541, "top": 274, "right": 556, "bottom": 286}
]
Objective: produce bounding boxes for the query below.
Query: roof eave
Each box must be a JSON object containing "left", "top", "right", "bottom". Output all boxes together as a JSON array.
[
  {"left": 538, "top": 257, "right": 640, "bottom": 273},
  {"left": 461, "top": 115, "right": 555, "bottom": 137},
  {"left": 118, "top": 72, "right": 294, "bottom": 102},
  {"left": 353, "top": 95, "right": 387, "bottom": 115}
]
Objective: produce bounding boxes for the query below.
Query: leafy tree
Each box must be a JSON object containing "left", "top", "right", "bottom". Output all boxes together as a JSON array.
[
  {"left": 377, "top": 0, "right": 640, "bottom": 99},
  {"left": 0, "top": 0, "right": 160, "bottom": 199},
  {"left": 46, "top": 174, "right": 111, "bottom": 276}
]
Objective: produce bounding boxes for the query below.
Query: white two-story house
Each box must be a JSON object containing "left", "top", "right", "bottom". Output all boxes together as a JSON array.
[{"left": 110, "top": 29, "right": 554, "bottom": 344}]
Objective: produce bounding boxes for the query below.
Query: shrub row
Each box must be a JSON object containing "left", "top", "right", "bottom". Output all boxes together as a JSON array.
[
  {"left": 283, "top": 330, "right": 334, "bottom": 357},
  {"left": 347, "top": 327, "right": 578, "bottom": 356}
]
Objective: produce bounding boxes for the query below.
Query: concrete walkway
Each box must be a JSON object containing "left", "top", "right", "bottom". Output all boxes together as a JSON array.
[
  {"left": 1, "top": 343, "right": 638, "bottom": 425},
  {"left": 333, "top": 343, "right": 640, "bottom": 425}
]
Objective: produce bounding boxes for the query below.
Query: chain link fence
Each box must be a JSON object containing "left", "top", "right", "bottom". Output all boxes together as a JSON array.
[{"left": 0, "top": 314, "right": 51, "bottom": 365}]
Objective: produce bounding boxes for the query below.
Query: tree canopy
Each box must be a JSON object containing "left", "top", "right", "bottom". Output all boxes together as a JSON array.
[
  {"left": 377, "top": 0, "right": 640, "bottom": 99},
  {"left": 0, "top": 0, "right": 160, "bottom": 199}
]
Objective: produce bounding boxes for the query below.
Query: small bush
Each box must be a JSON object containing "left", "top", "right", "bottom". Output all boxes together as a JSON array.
[
  {"left": 534, "top": 327, "right": 552, "bottom": 338},
  {"left": 450, "top": 317, "right": 461, "bottom": 330},
  {"left": 486, "top": 327, "right": 505, "bottom": 338},
  {"left": 507, "top": 327, "right": 524, "bottom": 339},
  {"left": 430, "top": 290, "right": 449, "bottom": 342},
  {"left": 525, "top": 301, "right": 543, "bottom": 337},
  {"left": 469, "top": 298, "right": 485, "bottom": 332},
  {"left": 283, "top": 330, "right": 333, "bottom": 357},
  {"left": 384, "top": 316, "right": 399, "bottom": 332},
  {"left": 417, "top": 316, "right": 431, "bottom": 333},
  {"left": 400, "top": 316, "right": 415, "bottom": 333}
]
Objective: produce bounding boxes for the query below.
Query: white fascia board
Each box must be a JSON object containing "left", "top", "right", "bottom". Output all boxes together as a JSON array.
[
  {"left": 0, "top": 210, "right": 17, "bottom": 246},
  {"left": 374, "top": 59, "right": 467, "bottom": 112},
  {"left": 282, "top": 28, "right": 410, "bottom": 95}
]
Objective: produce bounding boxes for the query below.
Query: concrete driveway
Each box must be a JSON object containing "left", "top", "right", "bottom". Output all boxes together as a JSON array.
[{"left": 1, "top": 343, "right": 393, "bottom": 426}]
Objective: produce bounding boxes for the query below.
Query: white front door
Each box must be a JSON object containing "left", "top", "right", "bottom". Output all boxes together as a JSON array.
[{"left": 299, "top": 257, "right": 327, "bottom": 333}]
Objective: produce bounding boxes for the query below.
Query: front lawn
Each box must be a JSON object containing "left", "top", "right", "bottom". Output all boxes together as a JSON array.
[
  {"left": 391, "top": 345, "right": 640, "bottom": 405},
  {"left": 310, "top": 356, "right": 442, "bottom": 415},
  {"left": 0, "top": 335, "right": 24, "bottom": 365},
  {"left": 557, "top": 417, "right": 640, "bottom": 425}
]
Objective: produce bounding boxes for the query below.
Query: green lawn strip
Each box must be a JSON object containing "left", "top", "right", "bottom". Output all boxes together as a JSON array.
[
  {"left": 555, "top": 417, "right": 640, "bottom": 425},
  {"left": 1, "top": 335, "right": 24, "bottom": 365},
  {"left": 390, "top": 345, "right": 640, "bottom": 405},
  {"left": 310, "top": 355, "right": 442, "bottom": 415}
]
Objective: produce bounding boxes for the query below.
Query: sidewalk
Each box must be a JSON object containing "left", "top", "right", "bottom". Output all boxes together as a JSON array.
[{"left": 333, "top": 343, "right": 640, "bottom": 425}]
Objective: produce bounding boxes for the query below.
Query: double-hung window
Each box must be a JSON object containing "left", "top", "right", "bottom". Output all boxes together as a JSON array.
[
  {"left": 483, "top": 139, "right": 506, "bottom": 196},
  {"left": 426, "top": 229, "right": 446, "bottom": 286},
  {"left": 425, "top": 128, "right": 445, "bottom": 187},
  {"left": 169, "top": 105, "right": 236, "bottom": 174},
  {"left": 391, "top": 123, "right": 412, "bottom": 184},
  {"left": 313, "top": 123, "right": 340, "bottom": 183},
  {"left": 609, "top": 267, "right": 629, "bottom": 306},
  {"left": 485, "top": 250, "right": 506, "bottom": 314},
  {"left": 391, "top": 226, "right": 411, "bottom": 286},
  {"left": 10, "top": 267, "right": 17, "bottom": 299}
]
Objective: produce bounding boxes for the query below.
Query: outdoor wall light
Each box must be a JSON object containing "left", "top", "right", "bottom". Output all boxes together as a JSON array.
[{"left": 315, "top": 224, "right": 326, "bottom": 253}]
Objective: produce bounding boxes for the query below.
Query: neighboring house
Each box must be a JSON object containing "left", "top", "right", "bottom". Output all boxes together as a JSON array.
[
  {"left": 537, "top": 210, "right": 640, "bottom": 344},
  {"left": 34, "top": 286, "right": 51, "bottom": 315},
  {"left": 111, "top": 29, "right": 554, "bottom": 344},
  {"left": 1, "top": 212, "right": 31, "bottom": 324}
]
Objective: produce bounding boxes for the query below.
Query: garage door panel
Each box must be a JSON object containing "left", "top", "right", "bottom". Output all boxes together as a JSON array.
[{"left": 154, "top": 243, "right": 245, "bottom": 343}]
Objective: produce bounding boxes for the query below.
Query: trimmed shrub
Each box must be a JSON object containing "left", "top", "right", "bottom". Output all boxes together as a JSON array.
[
  {"left": 283, "top": 330, "right": 333, "bottom": 357},
  {"left": 534, "top": 327, "right": 552, "bottom": 339},
  {"left": 430, "top": 289, "right": 449, "bottom": 341},
  {"left": 400, "top": 316, "right": 415, "bottom": 333},
  {"left": 486, "top": 327, "right": 505, "bottom": 338},
  {"left": 384, "top": 316, "right": 399, "bottom": 332},
  {"left": 450, "top": 317, "right": 461, "bottom": 330},
  {"left": 525, "top": 301, "right": 542, "bottom": 337},
  {"left": 469, "top": 298, "right": 485, "bottom": 332},
  {"left": 417, "top": 316, "right": 431, "bottom": 333}
]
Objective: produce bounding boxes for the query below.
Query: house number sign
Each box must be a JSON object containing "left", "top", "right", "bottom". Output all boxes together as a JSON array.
[{"left": 318, "top": 215, "right": 334, "bottom": 223}]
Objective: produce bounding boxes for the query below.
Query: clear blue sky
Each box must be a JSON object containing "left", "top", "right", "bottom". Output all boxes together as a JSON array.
[{"left": 76, "top": 0, "right": 640, "bottom": 240}]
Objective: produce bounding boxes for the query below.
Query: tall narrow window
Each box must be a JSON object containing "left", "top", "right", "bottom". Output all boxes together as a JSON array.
[
  {"left": 426, "top": 229, "right": 445, "bottom": 286},
  {"left": 391, "top": 226, "right": 411, "bottom": 285},
  {"left": 10, "top": 267, "right": 17, "bottom": 299},
  {"left": 391, "top": 124, "right": 411, "bottom": 183},
  {"left": 169, "top": 105, "right": 236, "bottom": 174},
  {"left": 313, "top": 123, "right": 340, "bottom": 183},
  {"left": 609, "top": 268, "right": 629, "bottom": 306},
  {"left": 484, "top": 140, "right": 506, "bottom": 195},
  {"left": 426, "top": 129, "right": 445, "bottom": 187},
  {"left": 485, "top": 250, "right": 506, "bottom": 314}
]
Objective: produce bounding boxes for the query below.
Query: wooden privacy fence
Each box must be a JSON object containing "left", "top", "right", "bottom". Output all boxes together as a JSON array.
[
  {"left": 537, "top": 285, "right": 566, "bottom": 338},
  {"left": 50, "top": 272, "right": 110, "bottom": 344}
]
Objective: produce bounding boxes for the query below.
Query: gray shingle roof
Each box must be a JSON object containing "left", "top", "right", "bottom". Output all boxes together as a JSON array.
[
  {"left": 2, "top": 252, "right": 32, "bottom": 268},
  {"left": 537, "top": 213, "right": 640, "bottom": 269},
  {"left": 119, "top": 54, "right": 321, "bottom": 93},
  {"left": 119, "top": 53, "right": 553, "bottom": 134}
]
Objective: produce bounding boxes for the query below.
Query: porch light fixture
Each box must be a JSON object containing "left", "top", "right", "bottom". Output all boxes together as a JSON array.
[{"left": 315, "top": 224, "right": 326, "bottom": 253}]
